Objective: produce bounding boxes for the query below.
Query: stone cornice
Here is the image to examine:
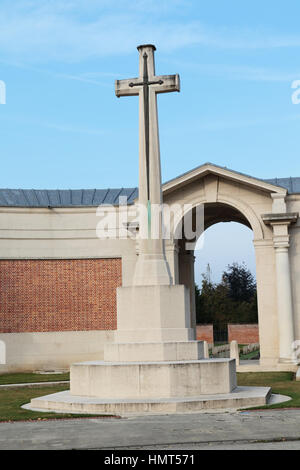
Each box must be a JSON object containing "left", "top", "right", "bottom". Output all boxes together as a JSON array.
[
  {"left": 262, "top": 213, "right": 298, "bottom": 225},
  {"left": 163, "top": 163, "right": 288, "bottom": 195}
]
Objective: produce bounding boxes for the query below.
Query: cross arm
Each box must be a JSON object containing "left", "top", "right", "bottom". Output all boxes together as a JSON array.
[
  {"left": 154, "top": 74, "right": 180, "bottom": 94},
  {"left": 115, "top": 78, "right": 141, "bottom": 97}
]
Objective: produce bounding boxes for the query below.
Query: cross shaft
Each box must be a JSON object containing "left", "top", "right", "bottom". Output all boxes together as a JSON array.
[
  {"left": 115, "top": 44, "right": 180, "bottom": 262},
  {"left": 128, "top": 52, "right": 164, "bottom": 201}
]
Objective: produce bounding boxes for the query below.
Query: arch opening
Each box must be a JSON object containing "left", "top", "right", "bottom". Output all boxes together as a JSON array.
[{"left": 174, "top": 201, "right": 260, "bottom": 355}]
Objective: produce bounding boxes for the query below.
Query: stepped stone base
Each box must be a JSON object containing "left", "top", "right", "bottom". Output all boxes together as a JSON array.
[
  {"left": 25, "top": 386, "right": 272, "bottom": 416},
  {"left": 25, "top": 342, "right": 273, "bottom": 415},
  {"left": 70, "top": 359, "right": 236, "bottom": 399},
  {"left": 23, "top": 274, "right": 273, "bottom": 415}
]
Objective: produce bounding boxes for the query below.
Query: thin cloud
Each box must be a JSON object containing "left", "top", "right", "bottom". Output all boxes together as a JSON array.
[
  {"left": 42, "top": 122, "right": 106, "bottom": 135},
  {"left": 171, "top": 62, "right": 300, "bottom": 83},
  {"left": 0, "top": 59, "right": 115, "bottom": 86},
  {"left": 0, "top": 113, "right": 106, "bottom": 136},
  {"left": 162, "top": 114, "right": 300, "bottom": 134},
  {"left": 1, "top": 1, "right": 300, "bottom": 63},
  {"left": 197, "top": 114, "right": 300, "bottom": 131},
  {"left": 54, "top": 73, "right": 111, "bottom": 86}
]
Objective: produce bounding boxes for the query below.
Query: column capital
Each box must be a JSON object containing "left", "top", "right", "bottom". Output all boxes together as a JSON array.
[
  {"left": 262, "top": 213, "right": 298, "bottom": 249},
  {"left": 262, "top": 212, "right": 298, "bottom": 226},
  {"left": 271, "top": 193, "right": 286, "bottom": 199}
]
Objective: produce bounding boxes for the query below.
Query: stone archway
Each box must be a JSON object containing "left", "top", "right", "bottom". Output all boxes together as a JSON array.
[
  {"left": 162, "top": 163, "right": 298, "bottom": 368},
  {"left": 172, "top": 201, "right": 257, "bottom": 328},
  {"left": 176, "top": 202, "right": 258, "bottom": 344}
]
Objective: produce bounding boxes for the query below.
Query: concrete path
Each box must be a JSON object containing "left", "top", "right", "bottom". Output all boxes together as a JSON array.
[
  {"left": 0, "top": 409, "right": 300, "bottom": 450},
  {"left": 136, "top": 440, "right": 300, "bottom": 450},
  {"left": 0, "top": 381, "right": 69, "bottom": 390}
]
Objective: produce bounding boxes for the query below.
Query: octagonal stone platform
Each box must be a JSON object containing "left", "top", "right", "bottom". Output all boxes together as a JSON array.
[
  {"left": 26, "top": 386, "right": 272, "bottom": 416},
  {"left": 70, "top": 358, "right": 236, "bottom": 399},
  {"left": 24, "top": 340, "right": 272, "bottom": 416}
]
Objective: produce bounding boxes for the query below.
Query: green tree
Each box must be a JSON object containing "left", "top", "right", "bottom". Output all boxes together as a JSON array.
[
  {"left": 195, "top": 263, "right": 258, "bottom": 326},
  {"left": 222, "top": 262, "right": 256, "bottom": 302}
]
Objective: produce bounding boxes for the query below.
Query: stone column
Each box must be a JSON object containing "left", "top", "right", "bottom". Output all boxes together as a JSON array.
[
  {"left": 262, "top": 210, "right": 298, "bottom": 363},
  {"left": 253, "top": 240, "right": 278, "bottom": 366},
  {"left": 274, "top": 243, "right": 295, "bottom": 362}
]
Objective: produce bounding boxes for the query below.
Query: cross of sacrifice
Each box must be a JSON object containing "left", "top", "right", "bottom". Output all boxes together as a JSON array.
[{"left": 115, "top": 45, "right": 180, "bottom": 238}]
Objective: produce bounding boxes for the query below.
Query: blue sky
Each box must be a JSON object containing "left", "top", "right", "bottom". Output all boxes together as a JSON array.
[
  {"left": 195, "top": 223, "right": 255, "bottom": 285},
  {"left": 0, "top": 0, "right": 299, "bottom": 283}
]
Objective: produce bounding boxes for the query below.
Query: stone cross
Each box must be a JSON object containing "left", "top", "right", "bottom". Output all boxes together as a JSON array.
[{"left": 115, "top": 44, "right": 180, "bottom": 286}]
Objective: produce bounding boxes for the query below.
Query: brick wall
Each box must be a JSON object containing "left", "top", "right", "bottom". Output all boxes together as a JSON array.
[
  {"left": 228, "top": 324, "right": 259, "bottom": 344},
  {"left": 196, "top": 324, "right": 213, "bottom": 343},
  {"left": 0, "top": 258, "right": 122, "bottom": 333}
]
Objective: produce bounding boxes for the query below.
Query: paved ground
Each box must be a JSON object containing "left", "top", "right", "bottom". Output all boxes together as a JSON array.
[
  {"left": 138, "top": 441, "right": 300, "bottom": 450},
  {"left": 0, "top": 381, "right": 69, "bottom": 390},
  {"left": 0, "top": 409, "right": 300, "bottom": 450}
]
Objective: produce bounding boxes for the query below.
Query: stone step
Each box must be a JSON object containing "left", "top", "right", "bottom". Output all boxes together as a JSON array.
[
  {"left": 26, "top": 386, "right": 272, "bottom": 416},
  {"left": 70, "top": 358, "right": 236, "bottom": 399},
  {"left": 104, "top": 340, "right": 206, "bottom": 362}
]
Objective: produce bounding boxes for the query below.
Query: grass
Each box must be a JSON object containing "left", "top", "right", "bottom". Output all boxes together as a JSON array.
[
  {"left": 0, "top": 384, "right": 115, "bottom": 422},
  {"left": 239, "top": 350, "right": 260, "bottom": 360},
  {"left": 0, "top": 372, "right": 70, "bottom": 385},
  {"left": 237, "top": 371, "right": 300, "bottom": 409}
]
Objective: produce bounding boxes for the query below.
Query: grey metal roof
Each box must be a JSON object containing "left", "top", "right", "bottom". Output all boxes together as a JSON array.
[
  {"left": 0, "top": 188, "right": 138, "bottom": 208},
  {"left": 1, "top": 167, "right": 300, "bottom": 208},
  {"left": 264, "top": 177, "right": 300, "bottom": 194}
]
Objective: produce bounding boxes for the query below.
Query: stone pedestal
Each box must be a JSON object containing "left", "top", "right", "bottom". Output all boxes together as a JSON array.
[
  {"left": 70, "top": 358, "right": 236, "bottom": 399},
  {"left": 25, "top": 283, "right": 273, "bottom": 414},
  {"left": 25, "top": 282, "right": 272, "bottom": 415},
  {"left": 69, "top": 280, "right": 235, "bottom": 400},
  {"left": 70, "top": 282, "right": 239, "bottom": 405},
  {"left": 115, "top": 284, "right": 194, "bottom": 342},
  {"left": 26, "top": 346, "right": 272, "bottom": 415},
  {"left": 104, "top": 340, "right": 204, "bottom": 362}
]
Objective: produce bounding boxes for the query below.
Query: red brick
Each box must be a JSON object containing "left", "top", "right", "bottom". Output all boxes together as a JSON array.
[
  {"left": 196, "top": 324, "right": 213, "bottom": 343},
  {"left": 228, "top": 324, "right": 259, "bottom": 344},
  {"left": 0, "top": 259, "right": 122, "bottom": 333}
]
